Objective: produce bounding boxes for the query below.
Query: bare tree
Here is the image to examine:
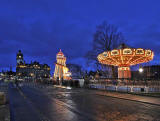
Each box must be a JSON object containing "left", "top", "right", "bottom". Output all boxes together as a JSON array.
[{"left": 86, "top": 21, "right": 126, "bottom": 77}]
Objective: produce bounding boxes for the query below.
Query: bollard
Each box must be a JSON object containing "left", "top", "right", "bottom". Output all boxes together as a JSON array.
[
  {"left": 115, "top": 86, "right": 118, "bottom": 91},
  {"left": 145, "top": 86, "right": 149, "bottom": 93},
  {"left": 130, "top": 86, "right": 133, "bottom": 92}
]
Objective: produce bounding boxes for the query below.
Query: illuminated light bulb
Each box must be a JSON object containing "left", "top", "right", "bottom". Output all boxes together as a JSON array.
[{"left": 139, "top": 68, "right": 143, "bottom": 73}]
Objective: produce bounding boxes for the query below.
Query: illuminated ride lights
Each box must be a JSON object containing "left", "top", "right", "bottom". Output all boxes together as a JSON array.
[
  {"left": 97, "top": 44, "right": 154, "bottom": 79},
  {"left": 54, "top": 49, "right": 71, "bottom": 81}
]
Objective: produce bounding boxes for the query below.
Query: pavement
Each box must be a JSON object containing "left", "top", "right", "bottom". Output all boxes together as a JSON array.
[
  {"left": 8, "top": 83, "right": 45, "bottom": 121},
  {"left": 0, "top": 104, "right": 10, "bottom": 121},
  {"left": 0, "top": 82, "right": 10, "bottom": 121},
  {"left": 9, "top": 82, "right": 160, "bottom": 121},
  {"left": 95, "top": 90, "right": 160, "bottom": 106}
]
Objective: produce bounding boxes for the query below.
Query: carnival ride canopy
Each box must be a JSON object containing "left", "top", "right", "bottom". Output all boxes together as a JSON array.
[{"left": 97, "top": 44, "right": 154, "bottom": 67}]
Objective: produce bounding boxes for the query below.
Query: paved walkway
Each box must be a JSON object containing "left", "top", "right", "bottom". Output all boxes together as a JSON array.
[
  {"left": 0, "top": 104, "right": 10, "bottom": 121},
  {"left": 0, "top": 82, "right": 10, "bottom": 121},
  {"left": 95, "top": 90, "right": 160, "bottom": 106},
  {"left": 9, "top": 83, "right": 46, "bottom": 121}
]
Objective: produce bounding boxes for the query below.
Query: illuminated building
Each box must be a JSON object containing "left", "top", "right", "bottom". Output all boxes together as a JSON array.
[
  {"left": 16, "top": 50, "right": 50, "bottom": 80},
  {"left": 54, "top": 49, "right": 71, "bottom": 82},
  {"left": 97, "top": 44, "right": 154, "bottom": 79}
]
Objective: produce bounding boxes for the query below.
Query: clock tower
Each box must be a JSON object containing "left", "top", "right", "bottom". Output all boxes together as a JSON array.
[{"left": 16, "top": 50, "right": 24, "bottom": 65}]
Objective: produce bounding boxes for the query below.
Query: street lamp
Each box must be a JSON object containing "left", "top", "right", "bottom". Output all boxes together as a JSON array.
[
  {"left": 139, "top": 68, "right": 143, "bottom": 73},
  {"left": 139, "top": 66, "right": 144, "bottom": 83}
]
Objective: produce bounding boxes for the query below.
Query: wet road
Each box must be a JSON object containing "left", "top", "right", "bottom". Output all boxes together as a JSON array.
[{"left": 9, "top": 83, "right": 160, "bottom": 121}]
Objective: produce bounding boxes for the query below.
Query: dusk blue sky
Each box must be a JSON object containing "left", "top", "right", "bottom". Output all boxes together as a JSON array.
[{"left": 0, "top": 0, "right": 160, "bottom": 73}]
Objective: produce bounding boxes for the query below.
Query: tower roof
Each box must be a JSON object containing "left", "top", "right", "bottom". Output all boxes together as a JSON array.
[
  {"left": 17, "top": 50, "right": 23, "bottom": 57},
  {"left": 57, "top": 49, "right": 64, "bottom": 56}
]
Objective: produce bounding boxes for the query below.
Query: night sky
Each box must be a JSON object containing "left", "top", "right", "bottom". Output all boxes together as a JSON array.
[{"left": 0, "top": 0, "right": 160, "bottom": 73}]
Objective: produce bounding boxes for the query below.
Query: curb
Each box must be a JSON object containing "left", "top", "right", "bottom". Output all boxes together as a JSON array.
[{"left": 96, "top": 93, "right": 160, "bottom": 106}]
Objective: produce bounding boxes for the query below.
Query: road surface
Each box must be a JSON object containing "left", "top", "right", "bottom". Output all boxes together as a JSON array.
[{"left": 9, "top": 82, "right": 160, "bottom": 121}]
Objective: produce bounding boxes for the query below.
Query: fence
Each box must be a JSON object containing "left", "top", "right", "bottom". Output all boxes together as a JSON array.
[{"left": 88, "top": 78, "right": 160, "bottom": 93}]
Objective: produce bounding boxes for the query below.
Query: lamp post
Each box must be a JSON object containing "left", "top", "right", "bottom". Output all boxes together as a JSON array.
[{"left": 139, "top": 65, "right": 144, "bottom": 86}]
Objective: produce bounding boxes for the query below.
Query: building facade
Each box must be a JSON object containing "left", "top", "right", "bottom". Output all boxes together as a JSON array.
[
  {"left": 16, "top": 50, "right": 50, "bottom": 81},
  {"left": 53, "top": 50, "right": 71, "bottom": 82},
  {"left": 143, "top": 65, "right": 160, "bottom": 79},
  {"left": 131, "top": 65, "right": 160, "bottom": 79}
]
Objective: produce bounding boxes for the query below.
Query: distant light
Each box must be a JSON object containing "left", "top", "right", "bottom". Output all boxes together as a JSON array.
[{"left": 139, "top": 68, "right": 143, "bottom": 73}]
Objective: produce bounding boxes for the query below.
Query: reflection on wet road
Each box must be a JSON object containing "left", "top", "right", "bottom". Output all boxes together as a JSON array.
[{"left": 9, "top": 83, "right": 160, "bottom": 121}]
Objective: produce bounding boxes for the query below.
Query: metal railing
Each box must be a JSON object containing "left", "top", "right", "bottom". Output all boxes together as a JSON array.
[{"left": 88, "top": 78, "right": 160, "bottom": 93}]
